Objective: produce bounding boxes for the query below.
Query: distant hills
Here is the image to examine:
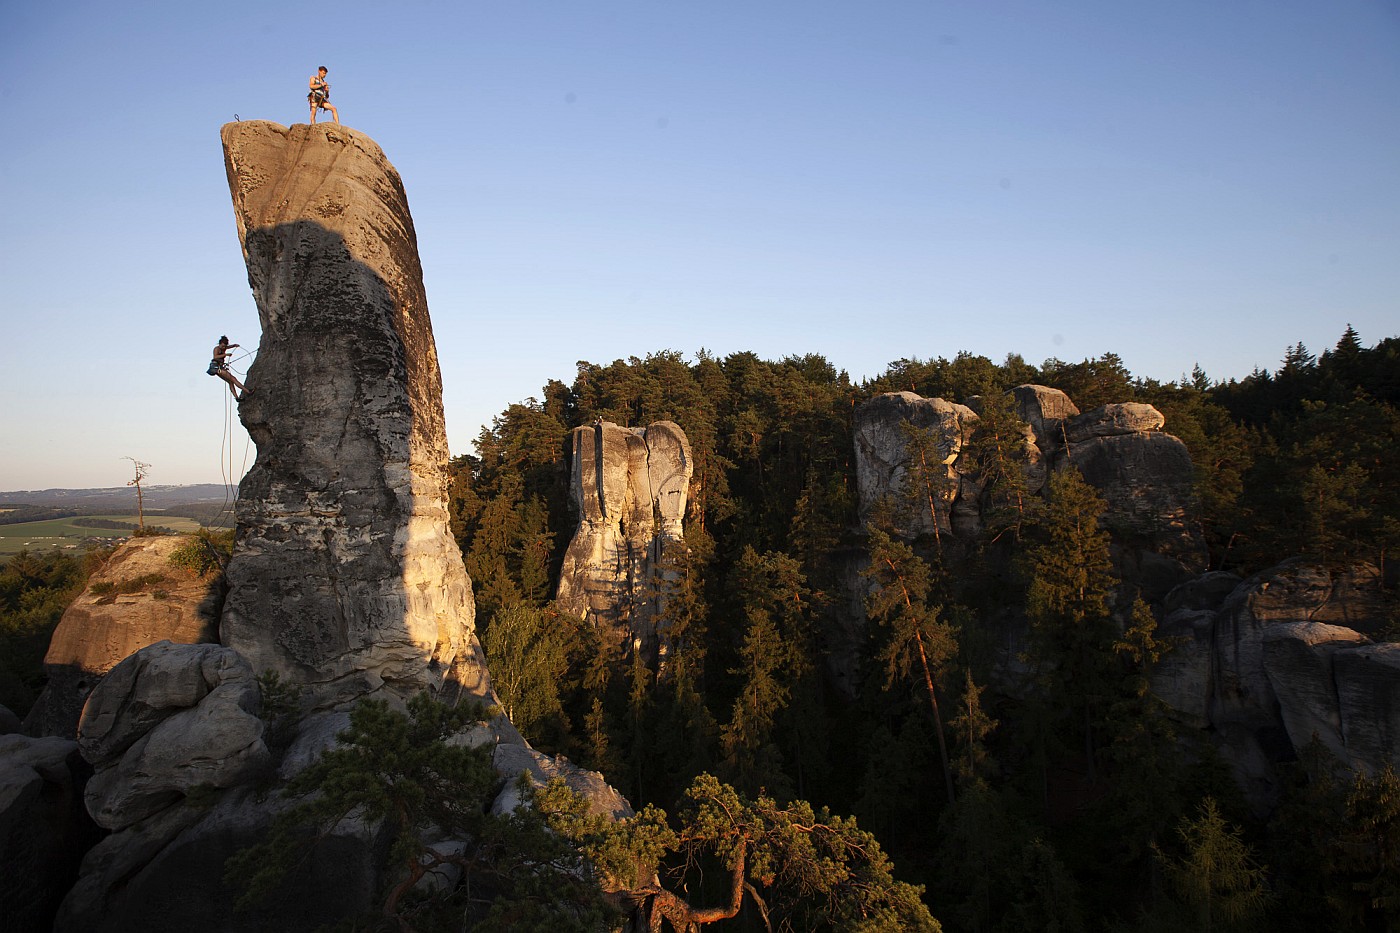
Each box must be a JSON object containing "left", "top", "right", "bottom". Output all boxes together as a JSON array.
[
  {"left": 0, "top": 484, "right": 233, "bottom": 511},
  {"left": 0, "top": 485, "right": 237, "bottom": 530}
]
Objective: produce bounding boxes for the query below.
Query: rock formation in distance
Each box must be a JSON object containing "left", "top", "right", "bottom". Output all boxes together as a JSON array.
[{"left": 556, "top": 420, "right": 693, "bottom": 648}]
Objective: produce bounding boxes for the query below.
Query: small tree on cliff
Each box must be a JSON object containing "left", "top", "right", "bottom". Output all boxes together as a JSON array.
[{"left": 124, "top": 456, "right": 150, "bottom": 533}]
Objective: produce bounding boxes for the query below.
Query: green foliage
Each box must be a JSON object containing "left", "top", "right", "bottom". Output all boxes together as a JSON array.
[
  {"left": 1156, "top": 798, "right": 1271, "bottom": 932},
  {"left": 167, "top": 528, "right": 234, "bottom": 577},
  {"left": 540, "top": 772, "right": 941, "bottom": 931},
  {"left": 862, "top": 529, "right": 958, "bottom": 805},
  {"left": 227, "top": 694, "right": 619, "bottom": 931},
  {"left": 0, "top": 548, "right": 97, "bottom": 714},
  {"left": 481, "top": 603, "right": 572, "bottom": 742},
  {"left": 455, "top": 333, "right": 1399, "bottom": 931}
]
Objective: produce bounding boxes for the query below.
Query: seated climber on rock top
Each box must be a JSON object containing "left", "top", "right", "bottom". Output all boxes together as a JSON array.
[
  {"left": 308, "top": 66, "right": 339, "bottom": 124},
  {"left": 207, "top": 335, "right": 247, "bottom": 400}
]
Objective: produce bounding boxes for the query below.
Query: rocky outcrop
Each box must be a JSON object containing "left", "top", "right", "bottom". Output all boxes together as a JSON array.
[
  {"left": 854, "top": 385, "right": 1206, "bottom": 593},
  {"left": 78, "top": 642, "right": 271, "bottom": 831},
  {"left": 491, "top": 743, "right": 633, "bottom": 820},
  {"left": 1149, "top": 560, "right": 1400, "bottom": 806},
  {"left": 25, "top": 535, "right": 222, "bottom": 738},
  {"left": 556, "top": 420, "right": 692, "bottom": 646},
  {"left": 0, "top": 734, "right": 92, "bottom": 930},
  {"left": 853, "top": 392, "right": 979, "bottom": 539},
  {"left": 219, "top": 121, "right": 491, "bottom": 709}
]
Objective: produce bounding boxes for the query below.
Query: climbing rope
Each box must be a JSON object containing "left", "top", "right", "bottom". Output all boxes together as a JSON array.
[{"left": 212, "top": 348, "right": 255, "bottom": 530}]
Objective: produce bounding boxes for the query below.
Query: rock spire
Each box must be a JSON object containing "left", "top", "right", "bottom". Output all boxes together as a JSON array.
[{"left": 218, "top": 121, "right": 489, "bottom": 707}]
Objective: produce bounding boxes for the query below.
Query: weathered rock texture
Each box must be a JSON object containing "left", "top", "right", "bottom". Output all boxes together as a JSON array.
[
  {"left": 219, "top": 121, "right": 490, "bottom": 707},
  {"left": 55, "top": 642, "right": 277, "bottom": 928},
  {"left": 0, "top": 734, "right": 93, "bottom": 930},
  {"left": 1150, "top": 560, "right": 1400, "bottom": 806},
  {"left": 556, "top": 420, "right": 693, "bottom": 646},
  {"left": 854, "top": 385, "right": 1207, "bottom": 593},
  {"left": 25, "top": 535, "right": 222, "bottom": 738},
  {"left": 78, "top": 642, "right": 271, "bottom": 831},
  {"left": 853, "top": 392, "right": 980, "bottom": 539}
]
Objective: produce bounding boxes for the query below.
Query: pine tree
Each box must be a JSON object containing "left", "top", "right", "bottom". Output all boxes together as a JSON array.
[
  {"left": 899, "top": 420, "right": 956, "bottom": 557},
  {"left": 720, "top": 546, "right": 812, "bottom": 797},
  {"left": 862, "top": 528, "right": 958, "bottom": 804},
  {"left": 1024, "top": 467, "right": 1117, "bottom": 782},
  {"left": 966, "top": 390, "right": 1038, "bottom": 545},
  {"left": 1160, "top": 798, "right": 1271, "bottom": 933}
]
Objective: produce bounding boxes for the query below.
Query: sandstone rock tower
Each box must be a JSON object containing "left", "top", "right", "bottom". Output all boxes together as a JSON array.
[
  {"left": 219, "top": 121, "right": 489, "bottom": 706},
  {"left": 556, "top": 420, "right": 692, "bottom": 647}
]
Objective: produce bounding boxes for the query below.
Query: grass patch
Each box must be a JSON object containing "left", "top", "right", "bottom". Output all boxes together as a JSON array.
[{"left": 0, "top": 514, "right": 203, "bottom": 555}]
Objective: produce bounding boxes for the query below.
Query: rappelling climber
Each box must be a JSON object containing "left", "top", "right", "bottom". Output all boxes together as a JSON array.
[
  {"left": 308, "top": 66, "right": 339, "bottom": 124},
  {"left": 208, "top": 336, "right": 248, "bottom": 400}
]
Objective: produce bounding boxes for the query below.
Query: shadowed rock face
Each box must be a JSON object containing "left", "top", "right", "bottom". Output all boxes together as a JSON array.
[
  {"left": 556, "top": 420, "right": 692, "bottom": 647},
  {"left": 218, "top": 121, "right": 488, "bottom": 706}
]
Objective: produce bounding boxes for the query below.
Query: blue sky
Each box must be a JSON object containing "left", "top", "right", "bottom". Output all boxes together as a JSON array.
[{"left": 2, "top": 0, "right": 1397, "bottom": 490}]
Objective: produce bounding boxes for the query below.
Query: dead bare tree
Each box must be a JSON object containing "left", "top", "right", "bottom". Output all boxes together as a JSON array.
[{"left": 124, "top": 457, "right": 150, "bottom": 532}]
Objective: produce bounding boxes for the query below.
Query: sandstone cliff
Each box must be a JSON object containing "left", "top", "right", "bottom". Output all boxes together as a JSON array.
[
  {"left": 24, "top": 535, "right": 222, "bottom": 738},
  {"left": 556, "top": 419, "right": 693, "bottom": 649},
  {"left": 854, "top": 385, "right": 1207, "bottom": 594},
  {"left": 219, "top": 121, "right": 490, "bottom": 709}
]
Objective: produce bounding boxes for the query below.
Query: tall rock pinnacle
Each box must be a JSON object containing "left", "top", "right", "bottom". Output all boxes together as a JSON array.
[{"left": 218, "top": 121, "right": 489, "bottom": 706}]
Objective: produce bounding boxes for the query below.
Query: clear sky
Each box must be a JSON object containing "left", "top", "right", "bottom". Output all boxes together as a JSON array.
[{"left": 2, "top": 1, "right": 1397, "bottom": 491}]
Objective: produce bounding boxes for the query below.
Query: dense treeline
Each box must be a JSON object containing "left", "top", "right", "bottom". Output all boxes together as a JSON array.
[
  {"left": 0, "top": 548, "right": 106, "bottom": 715},
  {"left": 447, "top": 329, "right": 1397, "bottom": 930}
]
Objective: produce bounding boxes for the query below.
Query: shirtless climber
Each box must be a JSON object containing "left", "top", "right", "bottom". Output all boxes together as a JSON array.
[
  {"left": 308, "top": 66, "right": 339, "bottom": 124},
  {"left": 207, "top": 336, "right": 248, "bottom": 400}
]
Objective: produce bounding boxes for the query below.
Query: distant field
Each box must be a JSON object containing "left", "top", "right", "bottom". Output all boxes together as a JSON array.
[{"left": 0, "top": 514, "right": 203, "bottom": 555}]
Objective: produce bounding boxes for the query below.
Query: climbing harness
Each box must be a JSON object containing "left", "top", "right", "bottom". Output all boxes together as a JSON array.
[{"left": 212, "top": 348, "right": 254, "bottom": 530}]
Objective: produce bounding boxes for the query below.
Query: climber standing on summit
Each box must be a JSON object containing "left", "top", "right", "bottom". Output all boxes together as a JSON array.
[
  {"left": 208, "top": 336, "right": 248, "bottom": 400},
  {"left": 308, "top": 66, "right": 339, "bottom": 124}
]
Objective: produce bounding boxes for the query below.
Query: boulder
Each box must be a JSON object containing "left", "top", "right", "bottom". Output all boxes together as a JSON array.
[
  {"left": 1261, "top": 622, "right": 1369, "bottom": 766},
  {"left": 1336, "top": 644, "right": 1400, "bottom": 775},
  {"left": 1064, "top": 403, "right": 1165, "bottom": 442},
  {"left": 1151, "top": 608, "right": 1215, "bottom": 727},
  {"left": 218, "top": 121, "right": 492, "bottom": 709},
  {"left": 55, "top": 787, "right": 384, "bottom": 933},
  {"left": 78, "top": 642, "right": 271, "bottom": 831},
  {"left": 491, "top": 743, "right": 633, "bottom": 820},
  {"left": 25, "top": 535, "right": 222, "bottom": 738},
  {"left": 1064, "top": 431, "right": 1208, "bottom": 594},
  {"left": 1009, "top": 384, "right": 1079, "bottom": 454},
  {"left": 0, "top": 734, "right": 93, "bottom": 931},
  {"left": 556, "top": 420, "right": 693, "bottom": 646}
]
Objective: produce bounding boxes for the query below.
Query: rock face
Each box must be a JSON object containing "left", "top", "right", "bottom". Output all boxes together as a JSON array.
[
  {"left": 25, "top": 535, "right": 222, "bottom": 738},
  {"left": 0, "top": 734, "right": 92, "bottom": 930},
  {"left": 55, "top": 642, "right": 275, "bottom": 928},
  {"left": 219, "top": 121, "right": 490, "bottom": 708},
  {"left": 556, "top": 420, "right": 693, "bottom": 646},
  {"left": 1150, "top": 560, "right": 1400, "bottom": 806},
  {"left": 78, "top": 642, "right": 271, "bottom": 831},
  {"left": 853, "top": 385, "right": 1206, "bottom": 593},
  {"left": 853, "top": 392, "right": 979, "bottom": 539}
]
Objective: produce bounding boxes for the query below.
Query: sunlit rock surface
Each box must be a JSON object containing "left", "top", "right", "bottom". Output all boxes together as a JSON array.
[
  {"left": 218, "top": 121, "right": 491, "bottom": 708},
  {"left": 25, "top": 535, "right": 222, "bottom": 739},
  {"left": 556, "top": 420, "right": 693, "bottom": 647}
]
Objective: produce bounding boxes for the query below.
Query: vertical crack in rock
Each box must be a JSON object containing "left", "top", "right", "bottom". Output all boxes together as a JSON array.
[
  {"left": 218, "top": 121, "right": 492, "bottom": 710},
  {"left": 557, "top": 420, "right": 693, "bottom": 651}
]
